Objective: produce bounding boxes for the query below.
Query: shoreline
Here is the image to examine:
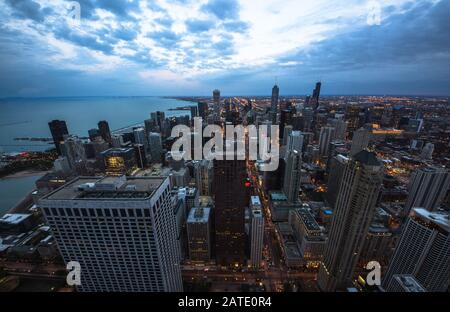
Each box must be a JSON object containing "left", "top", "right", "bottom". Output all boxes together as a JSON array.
[{"left": 0, "top": 169, "right": 48, "bottom": 180}]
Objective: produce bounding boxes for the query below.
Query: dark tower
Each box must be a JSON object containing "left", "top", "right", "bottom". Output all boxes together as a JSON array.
[
  {"left": 214, "top": 157, "right": 247, "bottom": 266},
  {"left": 48, "top": 120, "right": 69, "bottom": 155},
  {"left": 197, "top": 101, "right": 208, "bottom": 120},
  {"left": 98, "top": 120, "right": 112, "bottom": 145}
]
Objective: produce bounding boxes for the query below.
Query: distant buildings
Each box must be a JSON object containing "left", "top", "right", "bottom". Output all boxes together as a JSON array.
[
  {"left": 383, "top": 208, "right": 450, "bottom": 292},
  {"left": 48, "top": 120, "right": 69, "bottom": 155},
  {"left": 39, "top": 176, "right": 183, "bottom": 292},
  {"left": 404, "top": 166, "right": 450, "bottom": 213},
  {"left": 187, "top": 207, "right": 211, "bottom": 262},
  {"left": 318, "top": 151, "right": 383, "bottom": 291}
]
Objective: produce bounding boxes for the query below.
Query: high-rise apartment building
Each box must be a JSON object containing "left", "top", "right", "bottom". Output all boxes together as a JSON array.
[
  {"left": 319, "top": 126, "right": 335, "bottom": 158},
  {"left": 350, "top": 127, "right": 371, "bottom": 156},
  {"left": 39, "top": 176, "right": 183, "bottom": 292},
  {"left": 382, "top": 208, "right": 450, "bottom": 292},
  {"left": 326, "top": 154, "right": 349, "bottom": 209},
  {"left": 318, "top": 150, "right": 383, "bottom": 291},
  {"left": 285, "top": 131, "right": 303, "bottom": 157},
  {"left": 283, "top": 150, "right": 302, "bottom": 203},
  {"left": 404, "top": 166, "right": 450, "bottom": 213}
]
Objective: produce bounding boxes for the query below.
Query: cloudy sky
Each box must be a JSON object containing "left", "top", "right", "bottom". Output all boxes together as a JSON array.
[{"left": 0, "top": 0, "right": 449, "bottom": 96}]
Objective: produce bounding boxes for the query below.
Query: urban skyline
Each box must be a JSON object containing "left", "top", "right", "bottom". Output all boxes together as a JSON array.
[{"left": 0, "top": 0, "right": 449, "bottom": 300}]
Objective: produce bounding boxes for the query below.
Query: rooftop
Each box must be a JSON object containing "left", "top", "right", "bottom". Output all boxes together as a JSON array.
[
  {"left": 187, "top": 207, "right": 211, "bottom": 223},
  {"left": 251, "top": 196, "right": 261, "bottom": 207},
  {"left": 392, "top": 275, "right": 425, "bottom": 292},
  {"left": 296, "top": 208, "right": 321, "bottom": 232},
  {"left": 353, "top": 150, "right": 381, "bottom": 166},
  {"left": 0, "top": 214, "right": 32, "bottom": 225},
  {"left": 42, "top": 176, "right": 166, "bottom": 201},
  {"left": 412, "top": 208, "right": 450, "bottom": 233}
]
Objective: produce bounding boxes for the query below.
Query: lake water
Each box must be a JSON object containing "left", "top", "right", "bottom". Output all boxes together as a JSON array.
[
  {"left": 0, "top": 175, "right": 43, "bottom": 217},
  {"left": 0, "top": 96, "right": 191, "bottom": 153},
  {"left": 0, "top": 96, "right": 192, "bottom": 216}
]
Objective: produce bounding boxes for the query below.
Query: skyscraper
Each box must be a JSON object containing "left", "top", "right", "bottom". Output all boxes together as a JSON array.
[
  {"left": 330, "top": 118, "right": 348, "bottom": 140},
  {"left": 250, "top": 196, "right": 264, "bottom": 269},
  {"left": 309, "top": 82, "right": 321, "bottom": 110},
  {"left": 150, "top": 111, "right": 165, "bottom": 132},
  {"left": 271, "top": 84, "right": 279, "bottom": 113},
  {"left": 214, "top": 150, "right": 247, "bottom": 266},
  {"left": 98, "top": 120, "right": 112, "bottom": 145},
  {"left": 382, "top": 208, "right": 450, "bottom": 292},
  {"left": 39, "top": 176, "right": 183, "bottom": 292},
  {"left": 285, "top": 131, "right": 304, "bottom": 157},
  {"left": 148, "top": 132, "right": 163, "bottom": 163},
  {"left": 187, "top": 207, "right": 211, "bottom": 262},
  {"left": 133, "top": 127, "right": 148, "bottom": 150},
  {"left": 213, "top": 89, "right": 221, "bottom": 117},
  {"left": 319, "top": 126, "right": 335, "bottom": 158},
  {"left": 190, "top": 106, "right": 198, "bottom": 120},
  {"left": 270, "top": 84, "right": 279, "bottom": 123},
  {"left": 326, "top": 154, "right": 349, "bottom": 209},
  {"left": 283, "top": 150, "right": 302, "bottom": 203},
  {"left": 318, "top": 150, "right": 383, "bottom": 291},
  {"left": 404, "top": 166, "right": 450, "bottom": 214},
  {"left": 48, "top": 120, "right": 69, "bottom": 155},
  {"left": 60, "top": 135, "right": 87, "bottom": 175},
  {"left": 194, "top": 159, "right": 213, "bottom": 196},
  {"left": 350, "top": 127, "right": 371, "bottom": 156},
  {"left": 197, "top": 101, "right": 209, "bottom": 120}
]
